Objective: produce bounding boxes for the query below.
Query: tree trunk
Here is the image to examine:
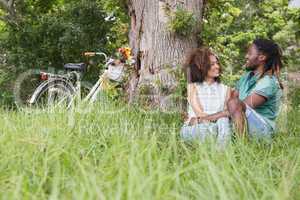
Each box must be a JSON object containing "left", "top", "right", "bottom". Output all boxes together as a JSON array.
[{"left": 126, "top": 0, "right": 203, "bottom": 110}]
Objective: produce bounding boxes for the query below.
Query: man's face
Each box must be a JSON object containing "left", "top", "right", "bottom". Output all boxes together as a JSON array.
[{"left": 245, "top": 44, "right": 261, "bottom": 70}]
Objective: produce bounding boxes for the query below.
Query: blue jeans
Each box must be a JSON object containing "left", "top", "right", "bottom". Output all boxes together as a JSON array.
[
  {"left": 180, "top": 117, "right": 231, "bottom": 146},
  {"left": 245, "top": 105, "right": 274, "bottom": 139}
]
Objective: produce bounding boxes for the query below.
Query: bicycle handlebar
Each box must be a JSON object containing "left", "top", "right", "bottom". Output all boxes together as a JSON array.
[
  {"left": 84, "top": 52, "right": 96, "bottom": 56},
  {"left": 83, "top": 52, "right": 108, "bottom": 61}
]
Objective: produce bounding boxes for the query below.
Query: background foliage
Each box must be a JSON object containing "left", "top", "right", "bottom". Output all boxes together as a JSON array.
[
  {"left": 0, "top": 0, "right": 299, "bottom": 106},
  {"left": 0, "top": 0, "right": 128, "bottom": 106},
  {"left": 167, "top": 7, "right": 197, "bottom": 37},
  {"left": 201, "top": 0, "right": 300, "bottom": 86}
]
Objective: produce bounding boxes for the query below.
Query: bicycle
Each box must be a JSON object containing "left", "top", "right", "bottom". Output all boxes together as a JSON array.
[{"left": 26, "top": 51, "right": 125, "bottom": 109}]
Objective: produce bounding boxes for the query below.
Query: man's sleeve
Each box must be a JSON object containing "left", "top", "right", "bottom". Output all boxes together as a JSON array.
[{"left": 252, "top": 77, "right": 275, "bottom": 99}]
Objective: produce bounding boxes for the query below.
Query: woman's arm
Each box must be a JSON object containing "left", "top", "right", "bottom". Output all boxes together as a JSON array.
[
  {"left": 198, "top": 110, "right": 230, "bottom": 123},
  {"left": 187, "top": 83, "right": 207, "bottom": 118}
]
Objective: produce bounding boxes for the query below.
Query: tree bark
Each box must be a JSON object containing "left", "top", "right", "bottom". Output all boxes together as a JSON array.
[{"left": 126, "top": 0, "right": 203, "bottom": 110}]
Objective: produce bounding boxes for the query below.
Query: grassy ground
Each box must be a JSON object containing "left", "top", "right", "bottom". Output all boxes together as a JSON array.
[{"left": 0, "top": 98, "right": 299, "bottom": 199}]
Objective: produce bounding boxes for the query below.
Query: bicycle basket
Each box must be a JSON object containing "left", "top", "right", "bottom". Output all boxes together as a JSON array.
[{"left": 106, "top": 63, "right": 125, "bottom": 82}]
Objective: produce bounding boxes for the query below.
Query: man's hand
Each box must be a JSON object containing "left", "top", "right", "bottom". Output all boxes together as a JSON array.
[{"left": 229, "top": 88, "right": 239, "bottom": 99}]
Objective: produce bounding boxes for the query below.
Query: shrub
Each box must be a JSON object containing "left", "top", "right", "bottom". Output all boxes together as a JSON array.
[{"left": 167, "top": 7, "right": 197, "bottom": 37}]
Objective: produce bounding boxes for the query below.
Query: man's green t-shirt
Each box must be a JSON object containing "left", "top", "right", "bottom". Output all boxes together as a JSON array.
[{"left": 235, "top": 71, "right": 283, "bottom": 130}]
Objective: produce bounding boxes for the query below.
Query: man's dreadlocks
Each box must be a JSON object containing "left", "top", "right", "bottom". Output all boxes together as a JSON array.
[{"left": 253, "top": 38, "right": 284, "bottom": 89}]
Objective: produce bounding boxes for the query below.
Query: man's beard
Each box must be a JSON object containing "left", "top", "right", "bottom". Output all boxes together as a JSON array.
[{"left": 245, "top": 63, "right": 258, "bottom": 71}]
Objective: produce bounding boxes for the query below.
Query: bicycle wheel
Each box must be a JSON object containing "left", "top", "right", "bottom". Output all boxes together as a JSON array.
[
  {"left": 14, "top": 69, "right": 43, "bottom": 108},
  {"left": 30, "top": 79, "right": 76, "bottom": 109}
]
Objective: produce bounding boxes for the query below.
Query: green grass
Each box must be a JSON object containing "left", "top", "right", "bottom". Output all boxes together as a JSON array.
[{"left": 0, "top": 101, "right": 299, "bottom": 200}]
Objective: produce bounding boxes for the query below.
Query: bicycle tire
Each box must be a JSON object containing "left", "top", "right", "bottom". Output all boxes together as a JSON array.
[
  {"left": 29, "top": 78, "right": 76, "bottom": 109},
  {"left": 14, "top": 69, "right": 43, "bottom": 108}
]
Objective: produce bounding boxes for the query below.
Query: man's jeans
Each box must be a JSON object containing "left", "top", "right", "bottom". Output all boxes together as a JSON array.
[{"left": 245, "top": 105, "right": 274, "bottom": 140}]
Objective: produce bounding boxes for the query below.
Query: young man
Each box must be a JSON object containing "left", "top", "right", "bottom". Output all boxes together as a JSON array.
[{"left": 226, "top": 38, "right": 283, "bottom": 138}]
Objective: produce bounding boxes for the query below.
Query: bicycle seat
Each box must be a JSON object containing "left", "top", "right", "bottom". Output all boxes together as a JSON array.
[{"left": 64, "top": 63, "right": 86, "bottom": 71}]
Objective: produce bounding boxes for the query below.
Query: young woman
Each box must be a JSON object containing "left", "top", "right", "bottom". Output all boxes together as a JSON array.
[{"left": 180, "top": 48, "right": 231, "bottom": 146}]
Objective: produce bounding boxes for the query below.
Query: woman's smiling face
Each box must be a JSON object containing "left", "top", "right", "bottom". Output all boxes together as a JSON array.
[{"left": 207, "top": 55, "right": 220, "bottom": 79}]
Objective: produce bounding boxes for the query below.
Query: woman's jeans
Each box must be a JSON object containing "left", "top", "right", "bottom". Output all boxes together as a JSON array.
[{"left": 180, "top": 117, "right": 231, "bottom": 146}]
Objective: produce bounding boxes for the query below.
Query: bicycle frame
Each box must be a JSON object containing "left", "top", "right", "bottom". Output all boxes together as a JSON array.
[
  {"left": 83, "top": 79, "right": 101, "bottom": 102},
  {"left": 83, "top": 58, "right": 115, "bottom": 103},
  {"left": 29, "top": 51, "right": 112, "bottom": 107}
]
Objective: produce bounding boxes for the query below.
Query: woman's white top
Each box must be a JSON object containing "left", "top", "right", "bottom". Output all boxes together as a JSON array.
[{"left": 188, "top": 82, "right": 229, "bottom": 119}]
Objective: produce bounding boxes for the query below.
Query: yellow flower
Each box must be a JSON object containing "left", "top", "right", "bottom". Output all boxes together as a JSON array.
[{"left": 124, "top": 47, "right": 132, "bottom": 59}]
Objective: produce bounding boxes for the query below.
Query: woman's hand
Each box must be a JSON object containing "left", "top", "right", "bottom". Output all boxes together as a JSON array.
[
  {"left": 188, "top": 111, "right": 230, "bottom": 126},
  {"left": 188, "top": 114, "right": 209, "bottom": 125},
  {"left": 197, "top": 110, "right": 230, "bottom": 123},
  {"left": 199, "top": 115, "right": 218, "bottom": 123},
  {"left": 188, "top": 117, "right": 198, "bottom": 126}
]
